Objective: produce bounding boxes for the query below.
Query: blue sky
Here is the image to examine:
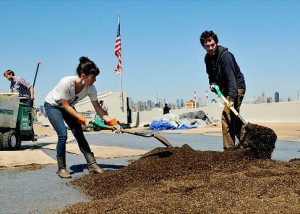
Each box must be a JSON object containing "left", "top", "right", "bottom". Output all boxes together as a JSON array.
[{"left": 1, "top": 0, "right": 299, "bottom": 106}]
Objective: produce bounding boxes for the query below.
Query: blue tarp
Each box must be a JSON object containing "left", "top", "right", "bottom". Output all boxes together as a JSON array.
[{"left": 150, "top": 120, "right": 197, "bottom": 130}]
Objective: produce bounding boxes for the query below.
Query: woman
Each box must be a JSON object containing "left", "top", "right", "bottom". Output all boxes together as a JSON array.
[{"left": 44, "top": 56, "right": 121, "bottom": 178}]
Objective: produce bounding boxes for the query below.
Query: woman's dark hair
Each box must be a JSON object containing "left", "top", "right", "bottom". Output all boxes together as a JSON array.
[
  {"left": 76, "top": 56, "right": 100, "bottom": 77},
  {"left": 200, "top": 30, "right": 219, "bottom": 47},
  {"left": 3, "top": 70, "right": 15, "bottom": 77}
]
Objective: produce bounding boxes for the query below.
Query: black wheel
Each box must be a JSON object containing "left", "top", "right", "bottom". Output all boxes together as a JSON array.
[
  {"left": 93, "top": 126, "right": 101, "bottom": 132},
  {"left": 3, "top": 130, "right": 21, "bottom": 150},
  {"left": 0, "top": 132, "right": 3, "bottom": 150},
  {"left": 196, "top": 110, "right": 206, "bottom": 120}
]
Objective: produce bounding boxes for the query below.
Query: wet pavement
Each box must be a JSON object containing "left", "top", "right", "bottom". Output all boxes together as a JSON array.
[
  {"left": 0, "top": 132, "right": 299, "bottom": 213},
  {"left": 85, "top": 132, "right": 300, "bottom": 161}
]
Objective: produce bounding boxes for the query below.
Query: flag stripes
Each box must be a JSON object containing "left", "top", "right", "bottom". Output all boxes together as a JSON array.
[{"left": 115, "top": 15, "right": 122, "bottom": 74}]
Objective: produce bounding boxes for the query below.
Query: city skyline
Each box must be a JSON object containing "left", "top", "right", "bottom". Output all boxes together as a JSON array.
[
  {"left": 128, "top": 90, "right": 298, "bottom": 112},
  {"left": 133, "top": 90, "right": 297, "bottom": 104}
]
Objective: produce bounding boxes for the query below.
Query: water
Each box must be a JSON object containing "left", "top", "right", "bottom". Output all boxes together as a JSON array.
[{"left": 85, "top": 132, "right": 300, "bottom": 162}]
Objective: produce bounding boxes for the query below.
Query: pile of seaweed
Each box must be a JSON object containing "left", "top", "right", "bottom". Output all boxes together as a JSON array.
[
  {"left": 246, "top": 123, "right": 277, "bottom": 159},
  {"left": 59, "top": 143, "right": 300, "bottom": 214}
]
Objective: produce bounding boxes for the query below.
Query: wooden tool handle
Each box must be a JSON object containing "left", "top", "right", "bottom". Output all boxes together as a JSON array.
[{"left": 220, "top": 96, "right": 239, "bottom": 116}]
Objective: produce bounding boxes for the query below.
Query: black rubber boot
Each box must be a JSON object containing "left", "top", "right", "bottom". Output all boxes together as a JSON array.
[
  {"left": 57, "top": 157, "right": 72, "bottom": 178},
  {"left": 84, "top": 152, "right": 104, "bottom": 174}
]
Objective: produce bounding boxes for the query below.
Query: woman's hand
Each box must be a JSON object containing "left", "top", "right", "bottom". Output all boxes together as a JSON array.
[{"left": 77, "top": 115, "right": 87, "bottom": 126}]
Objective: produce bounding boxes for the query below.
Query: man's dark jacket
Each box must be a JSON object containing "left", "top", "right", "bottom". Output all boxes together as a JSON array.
[{"left": 205, "top": 46, "right": 246, "bottom": 102}]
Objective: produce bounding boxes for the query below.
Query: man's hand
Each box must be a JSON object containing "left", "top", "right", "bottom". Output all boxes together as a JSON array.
[
  {"left": 210, "top": 85, "right": 216, "bottom": 92},
  {"left": 77, "top": 115, "right": 86, "bottom": 126},
  {"left": 226, "top": 101, "right": 234, "bottom": 109}
]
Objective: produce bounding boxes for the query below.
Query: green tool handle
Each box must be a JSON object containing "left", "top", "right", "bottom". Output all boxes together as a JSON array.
[{"left": 212, "top": 85, "right": 247, "bottom": 125}]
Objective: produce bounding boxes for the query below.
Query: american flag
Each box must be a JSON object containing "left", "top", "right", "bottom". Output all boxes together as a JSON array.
[{"left": 114, "top": 15, "right": 122, "bottom": 74}]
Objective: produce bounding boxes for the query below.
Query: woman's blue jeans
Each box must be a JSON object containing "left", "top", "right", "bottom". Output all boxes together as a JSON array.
[{"left": 44, "top": 102, "right": 92, "bottom": 158}]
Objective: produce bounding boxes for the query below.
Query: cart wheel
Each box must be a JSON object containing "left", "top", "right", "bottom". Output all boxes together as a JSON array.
[
  {"left": 93, "top": 126, "right": 101, "bottom": 132},
  {"left": 3, "top": 130, "right": 21, "bottom": 150},
  {"left": 0, "top": 132, "right": 3, "bottom": 150}
]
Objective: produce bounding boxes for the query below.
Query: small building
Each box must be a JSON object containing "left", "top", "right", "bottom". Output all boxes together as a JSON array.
[{"left": 185, "top": 100, "right": 195, "bottom": 109}]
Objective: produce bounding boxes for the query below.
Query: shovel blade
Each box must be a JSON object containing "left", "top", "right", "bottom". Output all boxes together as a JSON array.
[
  {"left": 153, "top": 134, "right": 173, "bottom": 148},
  {"left": 121, "top": 129, "right": 173, "bottom": 148}
]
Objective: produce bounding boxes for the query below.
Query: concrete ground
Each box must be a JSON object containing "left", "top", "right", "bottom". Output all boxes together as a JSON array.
[{"left": 0, "top": 123, "right": 300, "bottom": 213}]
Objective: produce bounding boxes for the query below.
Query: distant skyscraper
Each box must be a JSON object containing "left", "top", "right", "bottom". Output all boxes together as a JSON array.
[
  {"left": 176, "top": 99, "right": 180, "bottom": 109},
  {"left": 146, "top": 100, "right": 152, "bottom": 111},
  {"left": 267, "top": 97, "right": 273, "bottom": 103},
  {"left": 261, "top": 92, "right": 265, "bottom": 103},
  {"left": 198, "top": 97, "right": 202, "bottom": 107},
  {"left": 181, "top": 99, "right": 184, "bottom": 108},
  {"left": 275, "top": 91, "right": 279, "bottom": 102},
  {"left": 157, "top": 99, "right": 162, "bottom": 108},
  {"left": 137, "top": 101, "right": 143, "bottom": 111}
]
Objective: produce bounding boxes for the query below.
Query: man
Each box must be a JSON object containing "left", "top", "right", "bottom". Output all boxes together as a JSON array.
[
  {"left": 3, "top": 70, "right": 34, "bottom": 107},
  {"left": 163, "top": 103, "right": 170, "bottom": 115},
  {"left": 200, "top": 30, "right": 246, "bottom": 150}
]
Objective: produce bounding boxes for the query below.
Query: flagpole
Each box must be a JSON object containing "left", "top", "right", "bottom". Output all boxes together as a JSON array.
[
  {"left": 117, "top": 13, "right": 124, "bottom": 111},
  {"left": 120, "top": 64, "right": 124, "bottom": 111}
]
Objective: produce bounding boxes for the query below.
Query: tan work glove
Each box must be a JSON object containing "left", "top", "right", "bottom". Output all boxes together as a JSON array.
[{"left": 107, "top": 118, "right": 122, "bottom": 134}]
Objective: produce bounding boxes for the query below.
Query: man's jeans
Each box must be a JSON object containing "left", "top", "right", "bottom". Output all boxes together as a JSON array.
[
  {"left": 221, "top": 88, "right": 246, "bottom": 149},
  {"left": 44, "top": 102, "right": 92, "bottom": 158}
]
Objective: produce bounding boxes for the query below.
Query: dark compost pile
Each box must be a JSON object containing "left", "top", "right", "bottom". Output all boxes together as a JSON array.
[
  {"left": 59, "top": 136, "right": 300, "bottom": 214},
  {"left": 245, "top": 123, "right": 277, "bottom": 159}
]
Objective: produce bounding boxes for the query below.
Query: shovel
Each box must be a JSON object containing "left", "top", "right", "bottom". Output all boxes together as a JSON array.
[
  {"left": 212, "top": 85, "right": 247, "bottom": 125},
  {"left": 112, "top": 127, "right": 173, "bottom": 148},
  {"left": 89, "top": 115, "right": 173, "bottom": 148},
  {"left": 212, "top": 84, "right": 277, "bottom": 159},
  {"left": 33, "top": 62, "right": 42, "bottom": 88}
]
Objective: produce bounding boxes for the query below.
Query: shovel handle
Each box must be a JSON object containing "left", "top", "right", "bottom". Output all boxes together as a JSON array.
[
  {"left": 219, "top": 95, "right": 240, "bottom": 116},
  {"left": 212, "top": 85, "right": 247, "bottom": 125},
  {"left": 33, "top": 62, "right": 41, "bottom": 88},
  {"left": 105, "top": 125, "right": 173, "bottom": 148}
]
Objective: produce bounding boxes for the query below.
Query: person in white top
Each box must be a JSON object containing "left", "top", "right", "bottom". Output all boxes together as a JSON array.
[
  {"left": 44, "top": 56, "right": 121, "bottom": 179},
  {"left": 99, "top": 100, "right": 108, "bottom": 115}
]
